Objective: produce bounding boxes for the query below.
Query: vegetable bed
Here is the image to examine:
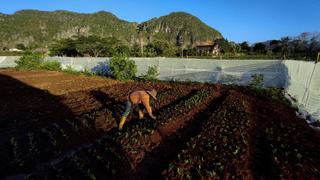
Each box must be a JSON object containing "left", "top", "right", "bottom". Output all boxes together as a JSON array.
[{"left": 1, "top": 74, "right": 319, "bottom": 179}]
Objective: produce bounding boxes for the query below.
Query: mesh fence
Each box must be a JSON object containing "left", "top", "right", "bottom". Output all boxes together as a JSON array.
[{"left": 0, "top": 56, "right": 19, "bottom": 68}]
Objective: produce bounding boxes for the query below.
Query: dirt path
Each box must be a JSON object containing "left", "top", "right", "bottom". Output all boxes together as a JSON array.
[{"left": 0, "top": 69, "right": 119, "bottom": 95}]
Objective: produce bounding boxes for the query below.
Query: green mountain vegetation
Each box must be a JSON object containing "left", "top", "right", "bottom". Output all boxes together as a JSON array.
[
  {"left": 0, "top": 10, "right": 137, "bottom": 49},
  {"left": 140, "top": 12, "right": 222, "bottom": 47},
  {"left": 0, "top": 10, "right": 222, "bottom": 50}
]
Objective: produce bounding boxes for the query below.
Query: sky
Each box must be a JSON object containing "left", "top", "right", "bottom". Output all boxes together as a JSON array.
[{"left": 0, "top": 0, "right": 319, "bottom": 43}]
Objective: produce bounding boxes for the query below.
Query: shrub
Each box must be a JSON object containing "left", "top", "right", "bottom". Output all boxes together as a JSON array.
[
  {"left": 92, "top": 62, "right": 110, "bottom": 76},
  {"left": 62, "top": 65, "right": 81, "bottom": 75},
  {"left": 82, "top": 68, "right": 94, "bottom": 76},
  {"left": 109, "top": 54, "right": 137, "bottom": 80},
  {"left": 140, "top": 65, "right": 159, "bottom": 81},
  {"left": 61, "top": 65, "right": 94, "bottom": 76},
  {"left": 15, "top": 52, "right": 43, "bottom": 69},
  {"left": 40, "top": 61, "right": 62, "bottom": 71},
  {"left": 266, "top": 88, "right": 291, "bottom": 106},
  {"left": 249, "top": 74, "right": 264, "bottom": 89}
]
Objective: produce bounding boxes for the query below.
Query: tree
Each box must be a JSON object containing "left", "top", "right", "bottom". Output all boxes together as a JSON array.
[
  {"left": 144, "top": 43, "right": 157, "bottom": 57},
  {"left": 75, "top": 36, "right": 107, "bottom": 57},
  {"left": 269, "top": 40, "right": 282, "bottom": 54},
  {"left": 115, "top": 45, "right": 131, "bottom": 56},
  {"left": 176, "top": 31, "right": 186, "bottom": 57},
  {"left": 184, "top": 47, "right": 197, "bottom": 57},
  {"left": 49, "top": 38, "right": 79, "bottom": 57},
  {"left": 253, "top": 43, "right": 267, "bottom": 54},
  {"left": 229, "top": 41, "right": 241, "bottom": 54},
  {"left": 148, "top": 39, "right": 176, "bottom": 57},
  {"left": 137, "top": 24, "right": 147, "bottom": 56},
  {"left": 309, "top": 35, "right": 320, "bottom": 60},
  {"left": 102, "top": 37, "right": 122, "bottom": 56},
  {"left": 214, "top": 38, "right": 234, "bottom": 54},
  {"left": 130, "top": 43, "right": 142, "bottom": 57},
  {"left": 16, "top": 43, "right": 26, "bottom": 50},
  {"left": 309, "top": 37, "right": 320, "bottom": 52},
  {"left": 49, "top": 36, "right": 122, "bottom": 57},
  {"left": 240, "top": 41, "right": 250, "bottom": 53},
  {"left": 280, "top": 37, "right": 289, "bottom": 59}
]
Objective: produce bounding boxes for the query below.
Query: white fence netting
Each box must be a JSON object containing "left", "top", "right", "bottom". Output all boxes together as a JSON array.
[
  {"left": 0, "top": 56, "right": 20, "bottom": 68},
  {"left": 0, "top": 56, "right": 319, "bottom": 120},
  {"left": 284, "top": 61, "right": 320, "bottom": 120},
  {"left": 133, "top": 58, "right": 286, "bottom": 87}
]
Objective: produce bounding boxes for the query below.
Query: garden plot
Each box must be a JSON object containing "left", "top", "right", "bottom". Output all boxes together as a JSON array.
[{"left": 0, "top": 69, "right": 319, "bottom": 179}]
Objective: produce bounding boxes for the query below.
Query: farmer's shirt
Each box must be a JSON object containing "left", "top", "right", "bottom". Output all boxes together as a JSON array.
[{"left": 129, "top": 90, "right": 154, "bottom": 117}]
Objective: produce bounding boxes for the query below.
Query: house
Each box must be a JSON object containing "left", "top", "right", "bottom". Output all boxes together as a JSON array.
[{"left": 195, "top": 41, "right": 220, "bottom": 56}]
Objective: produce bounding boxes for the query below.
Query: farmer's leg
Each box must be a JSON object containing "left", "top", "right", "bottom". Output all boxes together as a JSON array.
[
  {"left": 119, "top": 100, "right": 132, "bottom": 130},
  {"left": 138, "top": 104, "right": 144, "bottom": 119}
]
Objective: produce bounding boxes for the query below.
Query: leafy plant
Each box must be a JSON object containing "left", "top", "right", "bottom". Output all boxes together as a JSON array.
[
  {"left": 40, "top": 60, "right": 62, "bottom": 71},
  {"left": 82, "top": 68, "right": 94, "bottom": 76},
  {"left": 140, "top": 65, "right": 159, "bottom": 81},
  {"left": 27, "top": 132, "right": 39, "bottom": 155},
  {"left": 53, "top": 123, "right": 68, "bottom": 138},
  {"left": 65, "top": 119, "right": 79, "bottom": 132},
  {"left": 41, "top": 128, "right": 57, "bottom": 147},
  {"left": 249, "top": 74, "right": 264, "bottom": 89},
  {"left": 92, "top": 62, "right": 110, "bottom": 76},
  {"left": 15, "top": 52, "right": 43, "bottom": 69},
  {"left": 62, "top": 65, "right": 82, "bottom": 75},
  {"left": 10, "top": 137, "right": 24, "bottom": 167},
  {"left": 109, "top": 54, "right": 137, "bottom": 80}
]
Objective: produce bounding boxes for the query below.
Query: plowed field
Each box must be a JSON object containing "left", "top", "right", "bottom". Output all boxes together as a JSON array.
[{"left": 1, "top": 69, "right": 319, "bottom": 179}]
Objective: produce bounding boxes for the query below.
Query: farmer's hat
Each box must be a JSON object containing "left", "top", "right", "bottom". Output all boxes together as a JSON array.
[{"left": 146, "top": 89, "right": 157, "bottom": 100}]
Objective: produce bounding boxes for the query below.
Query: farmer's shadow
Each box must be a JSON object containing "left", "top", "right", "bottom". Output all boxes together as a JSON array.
[{"left": 90, "top": 90, "right": 123, "bottom": 122}]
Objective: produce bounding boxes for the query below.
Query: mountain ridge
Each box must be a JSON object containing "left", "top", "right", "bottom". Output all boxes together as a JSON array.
[{"left": 0, "top": 9, "right": 222, "bottom": 49}]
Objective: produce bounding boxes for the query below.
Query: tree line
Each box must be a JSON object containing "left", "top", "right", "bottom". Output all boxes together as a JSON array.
[{"left": 11, "top": 32, "right": 320, "bottom": 61}]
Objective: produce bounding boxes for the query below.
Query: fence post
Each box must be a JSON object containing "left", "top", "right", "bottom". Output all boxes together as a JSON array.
[{"left": 317, "top": 52, "right": 320, "bottom": 63}]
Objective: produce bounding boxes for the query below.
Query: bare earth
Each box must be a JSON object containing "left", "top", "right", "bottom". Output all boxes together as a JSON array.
[
  {"left": 0, "top": 69, "right": 119, "bottom": 95},
  {"left": 0, "top": 68, "right": 319, "bottom": 179}
]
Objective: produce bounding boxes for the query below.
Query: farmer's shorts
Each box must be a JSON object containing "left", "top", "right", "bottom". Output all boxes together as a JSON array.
[{"left": 122, "top": 100, "right": 132, "bottom": 117}]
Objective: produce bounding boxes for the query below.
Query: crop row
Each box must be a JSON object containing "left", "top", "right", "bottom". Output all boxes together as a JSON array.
[
  {"left": 152, "top": 85, "right": 201, "bottom": 110},
  {"left": 26, "top": 138, "right": 130, "bottom": 180},
  {"left": 3, "top": 87, "right": 186, "bottom": 177},
  {"left": 1, "top": 107, "right": 116, "bottom": 176},
  {"left": 263, "top": 120, "right": 320, "bottom": 178},
  {"left": 163, "top": 91, "right": 252, "bottom": 179},
  {"left": 113, "top": 88, "right": 215, "bottom": 164},
  {"left": 27, "top": 87, "right": 217, "bottom": 179}
]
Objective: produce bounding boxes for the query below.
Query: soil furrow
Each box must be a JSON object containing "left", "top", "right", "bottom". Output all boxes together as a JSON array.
[{"left": 131, "top": 92, "right": 227, "bottom": 179}]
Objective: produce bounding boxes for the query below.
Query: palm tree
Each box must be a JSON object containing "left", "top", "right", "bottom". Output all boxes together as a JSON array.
[{"left": 136, "top": 24, "right": 146, "bottom": 56}]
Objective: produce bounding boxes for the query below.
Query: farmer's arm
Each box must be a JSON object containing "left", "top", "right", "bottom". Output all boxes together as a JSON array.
[{"left": 141, "top": 95, "right": 156, "bottom": 119}]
